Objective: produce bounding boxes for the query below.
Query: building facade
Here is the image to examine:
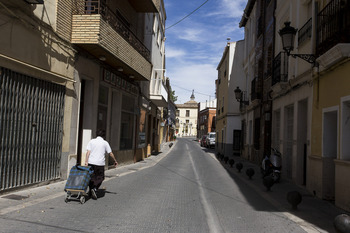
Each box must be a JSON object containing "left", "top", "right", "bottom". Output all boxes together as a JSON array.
[
  {"left": 176, "top": 92, "right": 198, "bottom": 137},
  {"left": 197, "top": 99, "right": 217, "bottom": 140},
  {"left": 0, "top": 0, "right": 166, "bottom": 192},
  {"left": 308, "top": 0, "right": 350, "bottom": 211},
  {"left": 216, "top": 41, "right": 245, "bottom": 158},
  {"left": 238, "top": 0, "right": 350, "bottom": 211}
]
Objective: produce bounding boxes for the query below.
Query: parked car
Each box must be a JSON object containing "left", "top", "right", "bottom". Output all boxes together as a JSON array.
[
  {"left": 206, "top": 132, "right": 216, "bottom": 148},
  {"left": 200, "top": 135, "right": 207, "bottom": 147}
]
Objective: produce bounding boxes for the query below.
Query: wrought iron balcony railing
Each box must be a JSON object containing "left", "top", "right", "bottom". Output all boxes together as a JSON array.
[
  {"left": 298, "top": 18, "right": 312, "bottom": 46},
  {"left": 317, "top": 0, "right": 350, "bottom": 56},
  {"left": 74, "top": 0, "right": 150, "bottom": 61},
  {"left": 272, "top": 52, "right": 288, "bottom": 86}
]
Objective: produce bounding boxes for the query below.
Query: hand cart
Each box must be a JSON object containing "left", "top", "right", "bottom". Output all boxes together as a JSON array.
[{"left": 64, "top": 165, "right": 93, "bottom": 204}]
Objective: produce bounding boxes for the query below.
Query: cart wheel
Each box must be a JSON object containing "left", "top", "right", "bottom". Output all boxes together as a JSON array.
[
  {"left": 65, "top": 197, "right": 69, "bottom": 203},
  {"left": 80, "top": 196, "right": 86, "bottom": 204}
]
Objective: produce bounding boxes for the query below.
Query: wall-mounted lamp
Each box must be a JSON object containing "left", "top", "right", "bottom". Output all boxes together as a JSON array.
[
  {"left": 99, "top": 56, "right": 106, "bottom": 61},
  {"left": 129, "top": 75, "right": 135, "bottom": 79},
  {"left": 24, "top": 0, "right": 44, "bottom": 4},
  {"left": 279, "top": 22, "right": 316, "bottom": 65},
  {"left": 234, "top": 87, "right": 249, "bottom": 105},
  {"left": 117, "top": 67, "right": 123, "bottom": 72}
]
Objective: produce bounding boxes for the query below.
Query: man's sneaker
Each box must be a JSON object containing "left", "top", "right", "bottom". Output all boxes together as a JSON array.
[{"left": 91, "top": 188, "right": 97, "bottom": 200}]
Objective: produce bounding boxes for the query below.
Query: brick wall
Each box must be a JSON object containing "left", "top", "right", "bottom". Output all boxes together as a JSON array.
[
  {"left": 71, "top": 15, "right": 100, "bottom": 43},
  {"left": 56, "top": 0, "right": 73, "bottom": 42}
]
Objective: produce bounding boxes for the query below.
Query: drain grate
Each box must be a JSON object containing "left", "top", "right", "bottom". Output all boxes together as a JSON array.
[{"left": 2, "top": 194, "right": 29, "bottom": 201}]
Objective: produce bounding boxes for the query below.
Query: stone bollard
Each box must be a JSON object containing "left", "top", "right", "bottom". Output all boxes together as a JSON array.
[
  {"left": 334, "top": 214, "right": 350, "bottom": 233},
  {"left": 224, "top": 157, "right": 229, "bottom": 164},
  {"left": 287, "top": 191, "right": 302, "bottom": 210},
  {"left": 263, "top": 176, "right": 274, "bottom": 191},
  {"left": 228, "top": 159, "right": 235, "bottom": 167},
  {"left": 246, "top": 168, "right": 255, "bottom": 179},
  {"left": 236, "top": 162, "right": 243, "bottom": 172}
]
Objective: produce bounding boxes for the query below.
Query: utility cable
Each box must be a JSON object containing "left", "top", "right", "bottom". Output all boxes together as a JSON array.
[
  {"left": 165, "top": 0, "right": 210, "bottom": 30},
  {"left": 172, "top": 83, "right": 215, "bottom": 98}
]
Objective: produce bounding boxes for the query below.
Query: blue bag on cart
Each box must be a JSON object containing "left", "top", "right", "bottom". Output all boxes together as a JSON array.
[{"left": 64, "top": 165, "right": 93, "bottom": 191}]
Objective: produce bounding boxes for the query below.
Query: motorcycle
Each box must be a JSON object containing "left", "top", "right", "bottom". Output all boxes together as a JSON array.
[{"left": 261, "top": 148, "right": 282, "bottom": 182}]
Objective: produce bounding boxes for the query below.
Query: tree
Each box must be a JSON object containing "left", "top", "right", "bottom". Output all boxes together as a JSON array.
[{"left": 169, "top": 88, "right": 178, "bottom": 103}]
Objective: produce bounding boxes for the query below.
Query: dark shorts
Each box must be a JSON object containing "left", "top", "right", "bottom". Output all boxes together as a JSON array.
[{"left": 88, "top": 164, "right": 105, "bottom": 190}]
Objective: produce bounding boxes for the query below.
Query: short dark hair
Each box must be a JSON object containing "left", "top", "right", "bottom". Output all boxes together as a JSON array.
[{"left": 96, "top": 129, "right": 106, "bottom": 138}]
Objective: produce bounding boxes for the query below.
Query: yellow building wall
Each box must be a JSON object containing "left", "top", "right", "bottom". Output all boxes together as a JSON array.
[
  {"left": 311, "top": 61, "right": 350, "bottom": 157},
  {"left": 310, "top": 61, "right": 350, "bottom": 210}
]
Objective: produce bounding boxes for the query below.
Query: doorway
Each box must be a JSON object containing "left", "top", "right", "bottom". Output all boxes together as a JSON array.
[{"left": 322, "top": 109, "right": 338, "bottom": 200}]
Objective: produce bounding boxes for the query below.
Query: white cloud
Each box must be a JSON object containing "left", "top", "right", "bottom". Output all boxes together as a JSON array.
[
  {"left": 178, "top": 28, "right": 204, "bottom": 42},
  {"left": 167, "top": 62, "right": 217, "bottom": 104},
  {"left": 210, "top": 0, "right": 247, "bottom": 19},
  {"left": 164, "top": 0, "right": 247, "bottom": 104},
  {"left": 166, "top": 46, "right": 186, "bottom": 58}
]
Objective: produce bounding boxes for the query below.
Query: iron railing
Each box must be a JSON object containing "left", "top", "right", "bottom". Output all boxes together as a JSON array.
[
  {"left": 272, "top": 52, "right": 288, "bottom": 86},
  {"left": 74, "top": 0, "right": 150, "bottom": 61},
  {"left": 298, "top": 18, "right": 312, "bottom": 45},
  {"left": 317, "top": 0, "right": 350, "bottom": 56}
]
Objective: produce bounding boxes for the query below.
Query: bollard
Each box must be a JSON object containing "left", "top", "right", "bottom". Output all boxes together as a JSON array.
[
  {"left": 236, "top": 162, "right": 243, "bottom": 172},
  {"left": 263, "top": 176, "right": 274, "bottom": 191},
  {"left": 224, "top": 157, "right": 229, "bottom": 164},
  {"left": 334, "top": 214, "right": 350, "bottom": 233},
  {"left": 246, "top": 168, "right": 255, "bottom": 179},
  {"left": 287, "top": 191, "right": 302, "bottom": 210},
  {"left": 228, "top": 159, "right": 235, "bottom": 167}
]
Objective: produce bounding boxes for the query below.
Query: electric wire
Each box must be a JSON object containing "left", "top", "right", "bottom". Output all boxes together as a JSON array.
[
  {"left": 165, "top": 0, "right": 210, "bottom": 30},
  {"left": 172, "top": 83, "right": 215, "bottom": 98}
]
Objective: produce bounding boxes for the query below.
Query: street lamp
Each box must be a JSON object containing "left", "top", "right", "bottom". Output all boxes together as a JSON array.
[
  {"left": 234, "top": 87, "right": 249, "bottom": 105},
  {"left": 279, "top": 22, "right": 316, "bottom": 65}
]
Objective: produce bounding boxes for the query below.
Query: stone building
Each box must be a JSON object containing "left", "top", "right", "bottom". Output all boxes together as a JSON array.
[{"left": 176, "top": 92, "right": 198, "bottom": 137}]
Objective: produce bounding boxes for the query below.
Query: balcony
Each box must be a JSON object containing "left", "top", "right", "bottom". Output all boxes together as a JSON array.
[
  {"left": 128, "top": 0, "right": 159, "bottom": 12},
  {"left": 317, "top": 0, "right": 350, "bottom": 56},
  {"left": 71, "top": 0, "right": 153, "bottom": 81},
  {"left": 272, "top": 52, "right": 288, "bottom": 86},
  {"left": 150, "top": 79, "right": 168, "bottom": 107},
  {"left": 298, "top": 18, "right": 312, "bottom": 46}
]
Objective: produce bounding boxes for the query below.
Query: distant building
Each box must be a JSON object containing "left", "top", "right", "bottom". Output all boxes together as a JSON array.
[
  {"left": 197, "top": 99, "right": 217, "bottom": 139},
  {"left": 176, "top": 91, "right": 198, "bottom": 137}
]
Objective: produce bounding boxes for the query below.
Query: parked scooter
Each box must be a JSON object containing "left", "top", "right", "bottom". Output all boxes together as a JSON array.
[{"left": 261, "top": 148, "right": 282, "bottom": 182}]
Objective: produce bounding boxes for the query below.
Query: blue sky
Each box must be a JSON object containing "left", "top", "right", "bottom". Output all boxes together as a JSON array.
[{"left": 164, "top": 0, "right": 247, "bottom": 104}]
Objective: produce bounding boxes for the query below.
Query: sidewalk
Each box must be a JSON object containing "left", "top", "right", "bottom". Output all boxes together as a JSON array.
[
  {"left": 0, "top": 141, "right": 177, "bottom": 216},
  {"left": 215, "top": 154, "right": 349, "bottom": 233}
]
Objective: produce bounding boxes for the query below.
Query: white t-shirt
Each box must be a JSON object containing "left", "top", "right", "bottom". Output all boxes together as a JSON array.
[{"left": 86, "top": 136, "right": 112, "bottom": 166}]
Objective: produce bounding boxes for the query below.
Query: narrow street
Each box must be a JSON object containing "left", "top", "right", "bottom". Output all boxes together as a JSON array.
[{"left": 0, "top": 138, "right": 314, "bottom": 233}]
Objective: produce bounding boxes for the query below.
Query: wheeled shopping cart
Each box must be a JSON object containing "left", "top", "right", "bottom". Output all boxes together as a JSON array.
[{"left": 64, "top": 165, "right": 93, "bottom": 204}]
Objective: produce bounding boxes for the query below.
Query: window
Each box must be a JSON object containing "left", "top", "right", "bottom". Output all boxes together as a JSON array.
[
  {"left": 176, "top": 110, "right": 179, "bottom": 117},
  {"left": 97, "top": 86, "right": 108, "bottom": 133},
  {"left": 138, "top": 109, "right": 146, "bottom": 147},
  {"left": 254, "top": 118, "right": 260, "bottom": 150},
  {"left": 186, "top": 110, "right": 190, "bottom": 117},
  {"left": 120, "top": 94, "right": 135, "bottom": 150}
]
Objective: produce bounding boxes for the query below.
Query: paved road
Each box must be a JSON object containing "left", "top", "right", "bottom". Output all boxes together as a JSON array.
[{"left": 0, "top": 138, "right": 311, "bottom": 232}]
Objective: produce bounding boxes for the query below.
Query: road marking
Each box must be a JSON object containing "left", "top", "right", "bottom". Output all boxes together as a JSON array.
[{"left": 187, "top": 144, "right": 224, "bottom": 233}]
